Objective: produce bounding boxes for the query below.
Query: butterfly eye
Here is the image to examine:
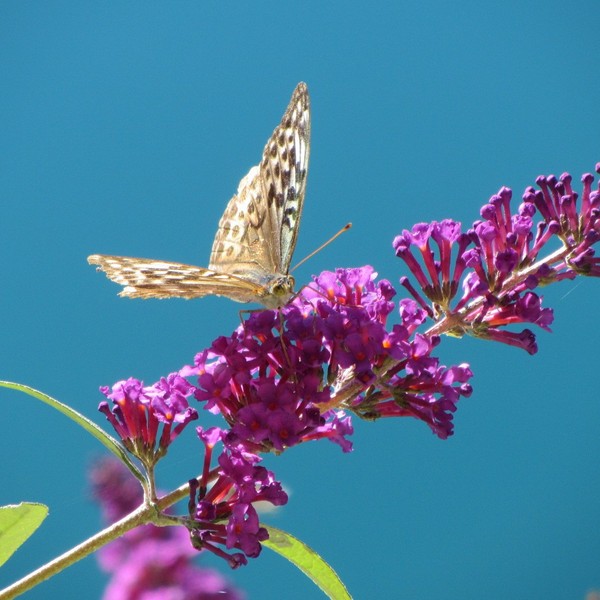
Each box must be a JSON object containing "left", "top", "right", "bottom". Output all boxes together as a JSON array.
[{"left": 272, "top": 276, "right": 294, "bottom": 297}]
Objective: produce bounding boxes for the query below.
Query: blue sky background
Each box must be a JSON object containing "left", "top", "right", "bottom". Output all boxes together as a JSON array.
[{"left": 1, "top": 2, "right": 599, "bottom": 599}]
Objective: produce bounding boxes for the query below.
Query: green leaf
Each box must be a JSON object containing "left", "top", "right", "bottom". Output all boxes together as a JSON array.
[
  {"left": 0, "top": 381, "right": 144, "bottom": 483},
  {"left": 0, "top": 503, "right": 49, "bottom": 567},
  {"left": 263, "top": 525, "right": 352, "bottom": 600}
]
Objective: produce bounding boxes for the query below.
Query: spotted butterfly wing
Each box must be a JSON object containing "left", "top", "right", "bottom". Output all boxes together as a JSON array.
[{"left": 88, "top": 82, "right": 310, "bottom": 309}]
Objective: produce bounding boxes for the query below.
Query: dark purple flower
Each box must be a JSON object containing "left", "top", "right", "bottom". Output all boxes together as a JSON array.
[
  {"left": 181, "top": 267, "right": 472, "bottom": 442},
  {"left": 225, "top": 504, "right": 268, "bottom": 558},
  {"left": 187, "top": 435, "right": 287, "bottom": 566}
]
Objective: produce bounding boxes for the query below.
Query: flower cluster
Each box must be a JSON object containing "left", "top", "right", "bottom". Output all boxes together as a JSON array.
[
  {"left": 89, "top": 458, "right": 243, "bottom": 600},
  {"left": 99, "top": 377, "right": 290, "bottom": 566},
  {"left": 394, "top": 165, "right": 600, "bottom": 353},
  {"left": 99, "top": 373, "right": 198, "bottom": 468},
  {"left": 187, "top": 426, "right": 288, "bottom": 568},
  {"left": 185, "top": 266, "right": 472, "bottom": 443}
]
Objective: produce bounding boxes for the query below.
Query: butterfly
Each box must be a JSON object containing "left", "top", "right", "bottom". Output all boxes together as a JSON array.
[{"left": 88, "top": 82, "right": 310, "bottom": 309}]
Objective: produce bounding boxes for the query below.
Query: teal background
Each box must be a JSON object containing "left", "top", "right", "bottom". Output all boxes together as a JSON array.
[{"left": 1, "top": 2, "right": 600, "bottom": 598}]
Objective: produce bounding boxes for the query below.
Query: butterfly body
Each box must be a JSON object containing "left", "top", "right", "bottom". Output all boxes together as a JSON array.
[{"left": 88, "top": 82, "right": 310, "bottom": 309}]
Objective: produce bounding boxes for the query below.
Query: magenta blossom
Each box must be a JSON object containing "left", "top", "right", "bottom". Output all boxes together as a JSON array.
[
  {"left": 394, "top": 165, "right": 600, "bottom": 353},
  {"left": 99, "top": 373, "right": 198, "bottom": 467},
  {"left": 186, "top": 427, "right": 287, "bottom": 567},
  {"left": 184, "top": 266, "right": 472, "bottom": 444}
]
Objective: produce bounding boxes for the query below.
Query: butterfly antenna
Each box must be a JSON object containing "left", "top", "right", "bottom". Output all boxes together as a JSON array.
[{"left": 291, "top": 223, "right": 352, "bottom": 272}]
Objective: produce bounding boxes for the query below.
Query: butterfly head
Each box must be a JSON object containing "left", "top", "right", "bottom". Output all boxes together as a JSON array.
[{"left": 261, "top": 275, "right": 296, "bottom": 309}]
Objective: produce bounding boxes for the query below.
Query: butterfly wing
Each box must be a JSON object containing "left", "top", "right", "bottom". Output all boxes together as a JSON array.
[
  {"left": 208, "top": 164, "right": 274, "bottom": 279},
  {"left": 88, "top": 83, "right": 310, "bottom": 307},
  {"left": 209, "top": 82, "right": 311, "bottom": 280},
  {"left": 87, "top": 255, "right": 263, "bottom": 302},
  {"left": 262, "top": 81, "right": 311, "bottom": 274}
]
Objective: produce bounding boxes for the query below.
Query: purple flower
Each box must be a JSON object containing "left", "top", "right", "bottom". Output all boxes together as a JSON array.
[
  {"left": 394, "top": 220, "right": 471, "bottom": 308},
  {"left": 394, "top": 166, "right": 600, "bottom": 353},
  {"left": 186, "top": 431, "right": 286, "bottom": 566},
  {"left": 225, "top": 503, "right": 268, "bottom": 558},
  {"left": 182, "top": 267, "right": 471, "bottom": 442},
  {"left": 99, "top": 374, "right": 198, "bottom": 467}
]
